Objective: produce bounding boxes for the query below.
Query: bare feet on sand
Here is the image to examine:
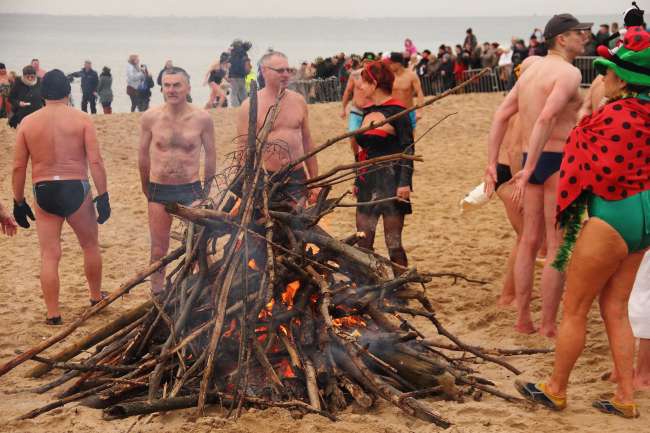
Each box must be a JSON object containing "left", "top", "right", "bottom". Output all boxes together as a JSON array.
[
  {"left": 602, "top": 370, "right": 650, "bottom": 391},
  {"left": 538, "top": 324, "right": 557, "bottom": 339},
  {"left": 497, "top": 295, "right": 516, "bottom": 308},
  {"left": 634, "top": 375, "right": 650, "bottom": 391},
  {"left": 515, "top": 320, "right": 537, "bottom": 334}
]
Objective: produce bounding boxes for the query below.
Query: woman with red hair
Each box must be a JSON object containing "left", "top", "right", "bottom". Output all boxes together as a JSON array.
[{"left": 353, "top": 61, "right": 414, "bottom": 272}]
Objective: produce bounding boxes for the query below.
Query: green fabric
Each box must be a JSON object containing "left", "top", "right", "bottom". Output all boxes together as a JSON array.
[
  {"left": 588, "top": 190, "right": 650, "bottom": 253},
  {"left": 593, "top": 46, "right": 650, "bottom": 87},
  {"left": 638, "top": 91, "right": 650, "bottom": 102},
  {"left": 552, "top": 194, "right": 587, "bottom": 272}
]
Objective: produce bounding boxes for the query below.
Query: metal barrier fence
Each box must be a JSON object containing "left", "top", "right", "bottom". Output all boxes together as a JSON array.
[
  {"left": 289, "top": 76, "right": 342, "bottom": 104},
  {"left": 575, "top": 56, "right": 598, "bottom": 87},
  {"left": 291, "top": 56, "right": 598, "bottom": 103}
]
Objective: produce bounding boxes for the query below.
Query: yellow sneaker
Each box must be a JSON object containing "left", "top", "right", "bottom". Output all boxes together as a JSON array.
[
  {"left": 592, "top": 399, "right": 640, "bottom": 419},
  {"left": 514, "top": 380, "right": 567, "bottom": 411}
]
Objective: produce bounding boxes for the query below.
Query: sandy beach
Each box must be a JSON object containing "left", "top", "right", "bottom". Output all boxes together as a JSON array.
[{"left": 0, "top": 93, "right": 647, "bottom": 432}]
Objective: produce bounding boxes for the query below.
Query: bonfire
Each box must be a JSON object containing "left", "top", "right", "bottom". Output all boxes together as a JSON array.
[{"left": 0, "top": 72, "right": 549, "bottom": 428}]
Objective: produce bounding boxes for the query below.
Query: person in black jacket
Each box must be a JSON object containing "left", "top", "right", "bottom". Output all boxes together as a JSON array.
[
  {"left": 8, "top": 65, "right": 43, "bottom": 128},
  {"left": 69, "top": 60, "right": 99, "bottom": 114}
]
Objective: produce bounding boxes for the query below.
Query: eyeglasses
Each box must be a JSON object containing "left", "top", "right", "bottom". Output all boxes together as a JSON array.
[{"left": 266, "top": 66, "right": 296, "bottom": 74}]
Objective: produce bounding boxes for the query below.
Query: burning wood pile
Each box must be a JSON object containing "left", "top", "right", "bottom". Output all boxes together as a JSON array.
[{"left": 1, "top": 74, "right": 548, "bottom": 428}]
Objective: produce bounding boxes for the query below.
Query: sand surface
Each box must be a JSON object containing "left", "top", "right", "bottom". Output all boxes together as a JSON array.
[{"left": 0, "top": 94, "right": 647, "bottom": 432}]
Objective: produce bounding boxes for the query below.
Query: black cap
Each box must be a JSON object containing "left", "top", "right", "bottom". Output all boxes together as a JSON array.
[
  {"left": 0, "top": 63, "right": 5, "bottom": 69},
  {"left": 389, "top": 52, "right": 405, "bottom": 64},
  {"left": 362, "top": 51, "right": 376, "bottom": 61},
  {"left": 543, "top": 13, "right": 593, "bottom": 39},
  {"left": 42, "top": 69, "right": 71, "bottom": 100}
]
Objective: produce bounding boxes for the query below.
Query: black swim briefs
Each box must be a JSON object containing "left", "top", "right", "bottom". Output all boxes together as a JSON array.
[
  {"left": 148, "top": 181, "right": 204, "bottom": 206},
  {"left": 522, "top": 152, "right": 564, "bottom": 185},
  {"left": 495, "top": 163, "right": 512, "bottom": 190},
  {"left": 33, "top": 179, "right": 90, "bottom": 218}
]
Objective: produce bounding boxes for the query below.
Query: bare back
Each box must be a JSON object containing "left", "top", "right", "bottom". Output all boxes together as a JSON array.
[
  {"left": 516, "top": 56, "right": 582, "bottom": 152},
  {"left": 20, "top": 104, "right": 92, "bottom": 183},
  {"left": 144, "top": 105, "right": 209, "bottom": 184},
  {"left": 392, "top": 68, "right": 418, "bottom": 109},
  {"left": 248, "top": 89, "right": 308, "bottom": 172}
]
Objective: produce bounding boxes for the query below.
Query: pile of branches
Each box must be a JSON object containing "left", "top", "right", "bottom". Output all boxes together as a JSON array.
[{"left": 0, "top": 72, "right": 548, "bottom": 428}]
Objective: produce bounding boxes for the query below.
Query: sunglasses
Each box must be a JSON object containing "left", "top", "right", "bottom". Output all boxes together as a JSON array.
[{"left": 266, "top": 66, "right": 296, "bottom": 74}]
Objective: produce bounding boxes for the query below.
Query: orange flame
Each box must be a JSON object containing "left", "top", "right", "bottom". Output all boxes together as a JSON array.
[
  {"left": 223, "top": 318, "right": 237, "bottom": 338},
  {"left": 248, "top": 259, "right": 259, "bottom": 271},
  {"left": 277, "top": 359, "right": 296, "bottom": 378},
  {"left": 281, "top": 281, "right": 300, "bottom": 308},
  {"left": 332, "top": 316, "right": 367, "bottom": 328},
  {"left": 306, "top": 243, "right": 320, "bottom": 255},
  {"left": 259, "top": 298, "right": 275, "bottom": 320}
]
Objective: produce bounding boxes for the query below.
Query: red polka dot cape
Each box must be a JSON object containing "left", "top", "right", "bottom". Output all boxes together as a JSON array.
[{"left": 557, "top": 96, "right": 650, "bottom": 223}]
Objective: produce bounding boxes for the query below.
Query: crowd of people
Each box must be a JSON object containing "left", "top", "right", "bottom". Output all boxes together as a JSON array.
[
  {"left": 0, "top": 55, "right": 159, "bottom": 126},
  {"left": 0, "top": 5, "right": 649, "bottom": 424},
  {"left": 286, "top": 19, "right": 625, "bottom": 97}
]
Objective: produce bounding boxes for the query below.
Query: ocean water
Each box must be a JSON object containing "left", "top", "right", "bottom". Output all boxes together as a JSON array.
[{"left": 1, "top": 13, "right": 618, "bottom": 112}]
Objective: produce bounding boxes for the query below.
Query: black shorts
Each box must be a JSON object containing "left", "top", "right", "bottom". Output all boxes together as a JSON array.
[
  {"left": 271, "top": 169, "right": 308, "bottom": 203},
  {"left": 495, "top": 163, "right": 512, "bottom": 190},
  {"left": 356, "top": 162, "right": 412, "bottom": 216},
  {"left": 148, "top": 181, "right": 204, "bottom": 206},
  {"left": 33, "top": 179, "right": 91, "bottom": 218}
]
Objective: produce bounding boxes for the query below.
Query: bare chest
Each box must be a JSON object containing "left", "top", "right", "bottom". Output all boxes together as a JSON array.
[
  {"left": 393, "top": 75, "right": 412, "bottom": 92},
  {"left": 257, "top": 100, "right": 303, "bottom": 131},
  {"left": 151, "top": 120, "right": 201, "bottom": 153}
]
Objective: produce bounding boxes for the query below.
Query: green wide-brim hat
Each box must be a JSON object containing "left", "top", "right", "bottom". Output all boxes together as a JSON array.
[{"left": 594, "top": 45, "right": 650, "bottom": 87}]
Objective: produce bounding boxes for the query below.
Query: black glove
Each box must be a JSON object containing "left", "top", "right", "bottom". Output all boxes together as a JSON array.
[
  {"left": 13, "top": 199, "right": 35, "bottom": 228},
  {"left": 94, "top": 192, "right": 111, "bottom": 224}
]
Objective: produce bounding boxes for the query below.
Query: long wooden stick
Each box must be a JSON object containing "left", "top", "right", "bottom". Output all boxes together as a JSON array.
[
  {"left": 384, "top": 306, "right": 522, "bottom": 375},
  {"left": 0, "top": 246, "right": 185, "bottom": 378},
  {"left": 302, "top": 153, "right": 423, "bottom": 185},
  {"left": 103, "top": 392, "right": 338, "bottom": 421},
  {"left": 27, "top": 301, "right": 152, "bottom": 378}
]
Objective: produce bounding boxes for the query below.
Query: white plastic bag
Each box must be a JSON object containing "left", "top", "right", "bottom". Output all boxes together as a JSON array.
[{"left": 459, "top": 182, "right": 490, "bottom": 214}]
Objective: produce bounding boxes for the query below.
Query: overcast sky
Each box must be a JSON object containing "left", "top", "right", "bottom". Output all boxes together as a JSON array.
[{"left": 0, "top": 0, "right": 620, "bottom": 18}]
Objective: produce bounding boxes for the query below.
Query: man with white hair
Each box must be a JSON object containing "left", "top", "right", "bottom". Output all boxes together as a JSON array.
[{"left": 236, "top": 51, "right": 320, "bottom": 205}]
